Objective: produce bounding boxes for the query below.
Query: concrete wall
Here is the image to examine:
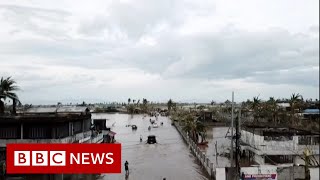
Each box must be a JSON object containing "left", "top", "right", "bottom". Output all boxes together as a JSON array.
[
  {"left": 216, "top": 168, "right": 226, "bottom": 180},
  {"left": 276, "top": 166, "right": 305, "bottom": 180},
  {"left": 310, "top": 167, "right": 320, "bottom": 180},
  {"left": 241, "top": 166, "right": 277, "bottom": 179},
  {"left": 241, "top": 130, "right": 319, "bottom": 156},
  {"left": 173, "top": 122, "right": 214, "bottom": 179},
  {"left": 294, "top": 155, "right": 306, "bottom": 165},
  {"left": 254, "top": 154, "right": 265, "bottom": 165}
]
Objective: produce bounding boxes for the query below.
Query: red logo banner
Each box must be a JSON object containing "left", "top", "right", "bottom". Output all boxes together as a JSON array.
[{"left": 6, "top": 143, "right": 121, "bottom": 174}]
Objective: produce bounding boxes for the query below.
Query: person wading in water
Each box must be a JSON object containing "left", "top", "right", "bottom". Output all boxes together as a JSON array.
[{"left": 124, "top": 161, "right": 129, "bottom": 175}]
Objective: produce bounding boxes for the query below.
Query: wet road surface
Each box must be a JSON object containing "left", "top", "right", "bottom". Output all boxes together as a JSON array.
[
  {"left": 204, "top": 127, "right": 231, "bottom": 169},
  {"left": 92, "top": 113, "right": 209, "bottom": 180}
]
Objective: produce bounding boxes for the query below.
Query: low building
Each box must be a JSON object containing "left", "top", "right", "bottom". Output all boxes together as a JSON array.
[
  {"left": 241, "top": 125, "right": 320, "bottom": 166},
  {"left": 92, "top": 118, "right": 117, "bottom": 143},
  {"left": 0, "top": 106, "right": 103, "bottom": 179},
  {"left": 197, "top": 110, "right": 215, "bottom": 121},
  {"left": 277, "top": 103, "right": 291, "bottom": 111}
]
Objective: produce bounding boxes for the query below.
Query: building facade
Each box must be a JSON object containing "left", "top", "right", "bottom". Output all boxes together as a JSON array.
[
  {"left": 0, "top": 106, "right": 104, "bottom": 179},
  {"left": 241, "top": 126, "right": 320, "bottom": 166}
]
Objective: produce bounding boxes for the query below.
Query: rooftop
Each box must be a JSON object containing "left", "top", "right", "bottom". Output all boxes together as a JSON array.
[
  {"left": 22, "top": 106, "right": 90, "bottom": 114},
  {"left": 0, "top": 106, "right": 91, "bottom": 123},
  {"left": 303, "top": 109, "right": 320, "bottom": 114},
  {"left": 243, "top": 125, "right": 320, "bottom": 136}
]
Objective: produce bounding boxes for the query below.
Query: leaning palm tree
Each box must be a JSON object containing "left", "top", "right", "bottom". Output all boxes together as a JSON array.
[
  {"left": 183, "top": 114, "right": 197, "bottom": 141},
  {"left": 182, "top": 114, "right": 206, "bottom": 143},
  {"left": 195, "top": 121, "right": 206, "bottom": 143},
  {"left": 0, "top": 77, "right": 20, "bottom": 115}
]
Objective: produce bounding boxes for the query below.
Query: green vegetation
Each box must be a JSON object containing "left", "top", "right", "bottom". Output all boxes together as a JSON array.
[
  {"left": 170, "top": 108, "right": 207, "bottom": 143},
  {"left": 0, "top": 77, "right": 20, "bottom": 115}
]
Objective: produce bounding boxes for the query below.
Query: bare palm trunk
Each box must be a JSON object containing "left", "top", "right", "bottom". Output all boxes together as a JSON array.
[
  {"left": 13, "top": 98, "right": 17, "bottom": 115},
  {"left": 0, "top": 100, "right": 4, "bottom": 114}
]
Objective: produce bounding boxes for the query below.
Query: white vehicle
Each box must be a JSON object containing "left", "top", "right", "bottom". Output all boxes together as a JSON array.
[{"left": 152, "top": 123, "right": 159, "bottom": 128}]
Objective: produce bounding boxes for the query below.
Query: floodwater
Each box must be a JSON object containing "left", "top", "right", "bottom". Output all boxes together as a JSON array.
[
  {"left": 204, "top": 127, "right": 231, "bottom": 169},
  {"left": 91, "top": 113, "right": 209, "bottom": 180}
]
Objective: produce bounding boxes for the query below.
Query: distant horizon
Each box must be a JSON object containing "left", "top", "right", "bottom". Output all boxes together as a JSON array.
[{"left": 4, "top": 93, "right": 319, "bottom": 106}]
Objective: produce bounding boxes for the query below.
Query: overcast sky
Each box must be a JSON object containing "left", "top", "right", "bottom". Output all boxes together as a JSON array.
[{"left": 0, "top": 0, "right": 319, "bottom": 104}]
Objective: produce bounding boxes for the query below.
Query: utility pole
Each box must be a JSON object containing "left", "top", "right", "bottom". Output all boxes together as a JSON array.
[
  {"left": 236, "top": 108, "right": 241, "bottom": 178},
  {"left": 230, "top": 91, "right": 234, "bottom": 167}
]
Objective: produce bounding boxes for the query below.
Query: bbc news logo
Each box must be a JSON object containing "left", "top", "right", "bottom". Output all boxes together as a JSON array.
[{"left": 6, "top": 144, "right": 121, "bottom": 174}]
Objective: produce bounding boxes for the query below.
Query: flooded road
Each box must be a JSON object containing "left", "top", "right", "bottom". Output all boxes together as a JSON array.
[
  {"left": 92, "top": 113, "right": 209, "bottom": 180},
  {"left": 204, "top": 127, "right": 231, "bottom": 169}
]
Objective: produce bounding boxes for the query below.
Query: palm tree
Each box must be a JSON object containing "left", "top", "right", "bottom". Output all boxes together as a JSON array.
[
  {"left": 167, "top": 99, "right": 173, "bottom": 113},
  {"left": 182, "top": 114, "right": 197, "bottom": 141},
  {"left": 0, "top": 77, "right": 20, "bottom": 115},
  {"left": 143, "top": 98, "right": 147, "bottom": 105},
  {"left": 289, "top": 93, "right": 303, "bottom": 125},
  {"left": 182, "top": 114, "right": 206, "bottom": 143},
  {"left": 267, "top": 97, "right": 279, "bottom": 124},
  {"left": 128, "top": 98, "right": 131, "bottom": 105},
  {"left": 142, "top": 98, "right": 148, "bottom": 113},
  {"left": 172, "top": 102, "right": 177, "bottom": 112},
  {"left": 251, "top": 96, "right": 261, "bottom": 123}
]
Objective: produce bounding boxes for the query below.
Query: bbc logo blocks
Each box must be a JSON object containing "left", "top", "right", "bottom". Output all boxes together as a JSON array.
[
  {"left": 14, "top": 151, "right": 66, "bottom": 166},
  {"left": 6, "top": 143, "right": 121, "bottom": 174}
]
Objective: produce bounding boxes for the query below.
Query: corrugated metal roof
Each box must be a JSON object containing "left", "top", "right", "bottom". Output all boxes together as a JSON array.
[
  {"left": 303, "top": 109, "right": 320, "bottom": 114},
  {"left": 24, "top": 106, "right": 89, "bottom": 113}
]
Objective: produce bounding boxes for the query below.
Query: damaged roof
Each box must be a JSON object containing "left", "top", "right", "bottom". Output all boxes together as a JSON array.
[{"left": 23, "top": 106, "right": 90, "bottom": 114}]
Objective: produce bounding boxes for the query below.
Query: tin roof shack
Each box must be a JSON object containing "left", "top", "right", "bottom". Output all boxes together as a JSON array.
[
  {"left": 241, "top": 125, "right": 319, "bottom": 166},
  {"left": 0, "top": 106, "right": 104, "bottom": 162}
]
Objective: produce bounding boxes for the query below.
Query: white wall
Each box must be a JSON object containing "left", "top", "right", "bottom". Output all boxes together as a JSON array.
[
  {"left": 294, "top": 156, "right": 306, "bottom": 165},
  {"left": 310, "top": 167, "right": 319, "bottom": 180},
  {"left": 241, "top": 130, "right": 319, "bottom": 156},
  {"left": 254, "top": 154, "right": 265, "bottom": 165},
  {"left": 216, "top": 168, "right": 226, "bottom": 180}
]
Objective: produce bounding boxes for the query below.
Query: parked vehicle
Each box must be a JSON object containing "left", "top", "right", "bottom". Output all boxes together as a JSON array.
[
  {"left": 147, "top": 135, "right": 157, "bottom": 144},
  {"left": 132, "top": 125, "right": 137, "bottom": 130}
]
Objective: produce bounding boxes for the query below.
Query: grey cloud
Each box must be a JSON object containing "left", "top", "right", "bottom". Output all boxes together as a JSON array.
[
  {"left": 78, "top": 0, "right": 215, "bottom": 38},
  {"left": 115, "top": 28, "right": 319, "bottom": 87},
  {"left": 0, "top": 0, "right": 318, "bottom": 103},
  {"left": 248, "top": 67, "right": 319, "bottom": 87},
  {"left": 0, "top": 5, "right": 71, "bottom": 40}
]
